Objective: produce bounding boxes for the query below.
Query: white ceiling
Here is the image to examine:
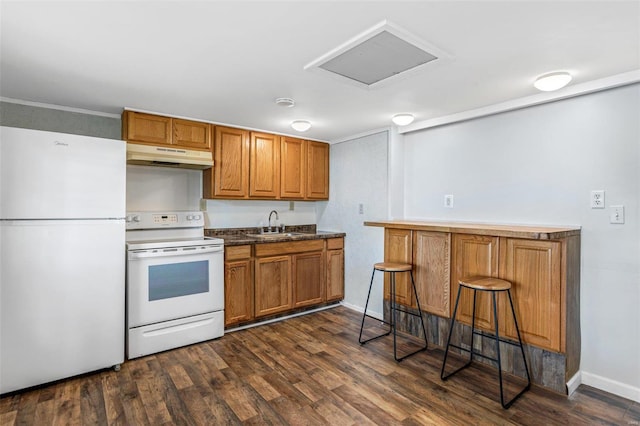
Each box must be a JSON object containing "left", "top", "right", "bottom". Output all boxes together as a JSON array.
[{"left": 1, "top": 1, "right": 639, "bottom": 142}]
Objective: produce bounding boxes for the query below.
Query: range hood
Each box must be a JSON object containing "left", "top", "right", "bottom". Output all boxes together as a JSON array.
[{"left": 126, "top": 143, "right": 213, "bottom": 170}]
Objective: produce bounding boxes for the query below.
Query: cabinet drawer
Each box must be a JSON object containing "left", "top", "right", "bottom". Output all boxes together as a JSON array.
[
  {"left": 225, "top": 245, "right": 251, "bottom": 260},
  {"left": 255, "top": 239, "right": 324, "bottom": 257},
  {"left": 326, "top": 238, "right": 344, "bottom": 250}
]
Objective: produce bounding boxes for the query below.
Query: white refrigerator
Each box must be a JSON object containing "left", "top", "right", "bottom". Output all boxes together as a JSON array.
[{"left": 0, "top": 126, "right": 126, "bottom": 394}]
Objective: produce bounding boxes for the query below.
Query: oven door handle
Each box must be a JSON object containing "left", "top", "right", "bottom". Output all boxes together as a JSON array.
[{"left": 128, "top": 245, "right": 224, "bottom": 259}]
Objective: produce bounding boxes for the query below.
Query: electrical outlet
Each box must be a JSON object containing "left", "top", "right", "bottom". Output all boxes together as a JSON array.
[
  {"left": 358, "top": 203, "right": 364, "bottom": 215},
  {"left": 444, "top": 195, "right": 454, "bottom": 208},
  {"left": 610, "top": 205, "right": 624, "bottom": 224},
  {"left": 590, "top": 190, "right": 605, "bottom": 209}
]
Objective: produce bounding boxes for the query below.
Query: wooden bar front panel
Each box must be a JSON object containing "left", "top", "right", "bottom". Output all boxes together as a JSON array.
[
  {"left": 384, "top": 228, "right": 413, "bottom": 306},
  {"left": 451, "top": 234, "right": 499, "bottom": 330},
  {"left": 500, "top": 238, "right": 561, "bottom": 351},
  {"left": 413, "top": 231, "right": 451, "bottom": 317}
]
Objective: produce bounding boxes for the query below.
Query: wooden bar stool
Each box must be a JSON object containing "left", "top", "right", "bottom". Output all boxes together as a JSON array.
[
  {"left": 441, "top": 276, "right": 531, "bottom": 409},
  {"left": 358, "top": 262, "right": 428, "bottom": 361}
]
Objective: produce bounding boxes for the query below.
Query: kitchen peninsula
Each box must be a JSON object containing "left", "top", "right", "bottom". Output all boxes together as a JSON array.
[{"left": 365, "top": 219, "right": 581, "bottom": 394}]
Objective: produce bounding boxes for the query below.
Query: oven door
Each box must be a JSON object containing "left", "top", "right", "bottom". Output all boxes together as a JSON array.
[{"left": 127, "top": 244, "right": 224, "bottom": 328}]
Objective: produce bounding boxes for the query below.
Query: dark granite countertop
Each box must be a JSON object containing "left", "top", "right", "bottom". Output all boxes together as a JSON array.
[{"left": 205, "top": 225, "right": 345, "bottom": 246}]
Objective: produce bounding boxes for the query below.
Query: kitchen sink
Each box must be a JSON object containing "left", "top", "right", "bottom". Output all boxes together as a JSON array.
[{"left": 245, "top": 232, "right": 308, "bottom": 239}]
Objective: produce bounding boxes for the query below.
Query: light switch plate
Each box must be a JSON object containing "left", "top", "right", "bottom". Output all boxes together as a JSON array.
[
  {"left": 444, "top": 194, "right": 454, "bottom": 208},
  {"left": 610, "top": 205, "right": 624, "bottom": 224}
]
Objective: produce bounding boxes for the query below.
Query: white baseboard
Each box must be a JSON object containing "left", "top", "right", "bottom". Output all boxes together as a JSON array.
[
  {"left": 581, "top": 371, "right": 640, "bottom": 403},
  {"left": 341, "top": 301, "right": 383, "bottom": 320},
  {"left": 566, "top": 371, "right": 582, "bottom": 396}
]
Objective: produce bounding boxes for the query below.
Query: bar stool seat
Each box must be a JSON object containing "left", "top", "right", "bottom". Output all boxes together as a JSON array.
[
  {"left": 441, "top": 276, "right": 531, "bottom": 409},
  {"left": 358, "top": 262, "right": 428, "bottom": 361}
]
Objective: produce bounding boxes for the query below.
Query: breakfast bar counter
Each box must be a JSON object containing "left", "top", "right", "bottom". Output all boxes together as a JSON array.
[{"left": 365, "top": 219, "right": 581, "bottom": 394}]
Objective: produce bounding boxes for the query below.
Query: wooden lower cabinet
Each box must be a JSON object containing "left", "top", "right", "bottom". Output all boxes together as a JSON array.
[
  {"left": 224, "top": 245, "right": 253, "bottom": 326},
  {"left": 292, "top": 252, "right": 325, "bottom": 308},
  {"left": 500, "top": 238, "right": 562, "bottom": 351},
  {"left": 450, "top": 234, "right": 500, "bottom": 330},
  {"left": 413, "top": 231, "right": 451, "bottom": 317},
  {"left": 383, "top": 228, "right": 413, "bottom": 306},
  {"left": 326, "top": 238, "right": 345, "bottom": 302},
  {"left": 254, "top": 255, "right": 292, "bottom": 318}
]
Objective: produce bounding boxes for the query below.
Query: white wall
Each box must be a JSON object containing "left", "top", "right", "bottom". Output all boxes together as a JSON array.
[
  {"left": 317, "top": 131, "right": 388, "bottom": 317},
  {"left": 126, "top": 165, "right": 202, "bottom": 211},
  {"left": 403, "top": 84, "right": 640, "bottom": 401},
  {"left": 203, "top": 199, "right": 316, "bottom": 229}
]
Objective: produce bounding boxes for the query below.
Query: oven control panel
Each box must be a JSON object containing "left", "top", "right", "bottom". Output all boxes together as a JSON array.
[{"left": 126, "top": 211, "right": 204, "bottom": 230}]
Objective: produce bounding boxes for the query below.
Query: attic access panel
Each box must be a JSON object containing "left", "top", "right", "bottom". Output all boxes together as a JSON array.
[
  {"left": 305, "top": 20, "right": 450, "bottom": 89},
  {"left": 319, "top": 31, "right": 437, "bottom": 86}
]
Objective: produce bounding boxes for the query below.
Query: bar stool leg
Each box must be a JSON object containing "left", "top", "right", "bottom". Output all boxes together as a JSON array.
[
  {"left": 441, "top": 285, "right": 470, "bottom": 379},
  {"left": 359, "top": 267, "right": 391, "bottom": 344}
]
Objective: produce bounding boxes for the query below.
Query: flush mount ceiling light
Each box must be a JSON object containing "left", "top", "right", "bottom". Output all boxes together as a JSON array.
[
  {"left": 291, "top": 120, "right": 311, "bottom": 132},
  {"left": 275, "top": 97, "right": 295, "bottom": 107},
  {"left": 392, "top": 113, "right": 415, "bottom": 126},
  {"left": 534, "top": 72, "right": 572, "bottom": 92}
]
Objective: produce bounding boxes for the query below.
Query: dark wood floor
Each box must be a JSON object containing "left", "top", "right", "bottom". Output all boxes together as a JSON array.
[{"left": 1, "top": 306, "right": 638, "bottom": 425}]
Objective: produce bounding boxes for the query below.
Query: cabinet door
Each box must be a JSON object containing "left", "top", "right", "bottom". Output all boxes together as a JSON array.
[
  {"left": 224, "top": 259, "right": 253, "bottom": 326},
  {"left": 306, "top": 141, "right": 329, "bottom": 200},
  {"left": 451, "top": 234, "right": 499, "bottom": 330},
  {"left": 500, "top": 238, "right": 561, "bottom": 351},
  {"left": 173, "top": 119, "right": 212, "bottom": 151},
  {"left": 250, "top": 132, "right": 280, "bottom": 198},
  {"left": 280, "top": 136, "right": 306, "bottom": 199},
  {"left": 413, "top": 231, "right": 451, "bottom": 316},
  {"left": 292, "top": 252, "right": 325, "bottom": 308},
  {"left": 206, "top": 126, "right": 249, "bottom": 198},
  {"left": 326, "top": 239, "right": 344, "bottom": 302},
  {"left": 384, "top": 229, "right": 413, "bottom": 306},
  {"left": 254, "top": 255, "right": 291, "bottom": 317},
  {"left": 123, "top": 111, "right": 171, "bottom": 145}
]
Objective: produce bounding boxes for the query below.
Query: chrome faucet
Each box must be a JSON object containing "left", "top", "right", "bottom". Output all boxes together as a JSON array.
[{"left": 268, "top": 210, "right": 279, "bottom": 232}]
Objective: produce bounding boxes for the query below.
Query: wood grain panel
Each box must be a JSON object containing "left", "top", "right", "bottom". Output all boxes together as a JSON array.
[
  {"left": 292, "top": 252, "right": 325, "bottom": 308},
  {"left": 500, "top": 238, "right": 561, "bottom": 351},
  {"left": 450, "top": 234, "right": 499, "bottom": 329},
  {"left": 254, "top": 239, "right": 324, "bottom": 257},
  {"left": 250, "top": 132, "right": 280, "bottom": 198},
  {"left": 306, "top": 141, "right": 329, "bottom": 200},
  {"left": 280, "top": 136, "right": 306, "bottom": 199},
  {"left": 326, "top": 248, "right": 344, "bottom": 302},
  {"left": 123, "top": 111, "right": 171, "bottom": 145},
  {"left": 206, "top": 125, "right": 249, "bottom": 198},
  {"left": 225, "top": 245, "right": 251, "bottom": 261},
  {"left": 225, "top": 259, "right": 254, "bottom": 326},
  {"left": 254, "top": 255, "right": 291, "bottom": 317},
  {"left": 383, "top": 228, "right": 412, "bottom": 306},
  {"left": 173, "top": 119, "right": 211, "bottom": 151},
  {"left": 413, "top": 231, "right": 450, "bottom": 316}
]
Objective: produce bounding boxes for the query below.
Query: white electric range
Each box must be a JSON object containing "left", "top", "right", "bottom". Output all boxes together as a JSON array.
[{"left": 125, "top": 211, "right": 224, "bottom": 359}]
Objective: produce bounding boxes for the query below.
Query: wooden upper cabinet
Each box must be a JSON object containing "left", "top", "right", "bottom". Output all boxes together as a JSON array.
[
  {"left": 384, "top": 228, "right": 413, "bottom": 306},
  {"left": 306, "top": 141, "right": 329, "bottom": 200},
  {"left": 204, "top": 126, "right": 250, "bottom": 199},
  {"left": 413, "top": 231, "right": 451, "bottom": 317},
  {"left": 250, "top": 132, "right": 280, "bottom": 198},
  {"left": 500, "top": 238, "right": 562, "bottom": 351},
  {"left": 280, "top": 136, "right": 306, "bottom": 199},
  {"left": 173, "top": 118, "right": 212, "bottom": 151},
  {"left": 451, "top": 234, "right": 499, "bottom": 330},
  {"left": 123, "top": 111, "right": 171, "bottom": 146}
]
